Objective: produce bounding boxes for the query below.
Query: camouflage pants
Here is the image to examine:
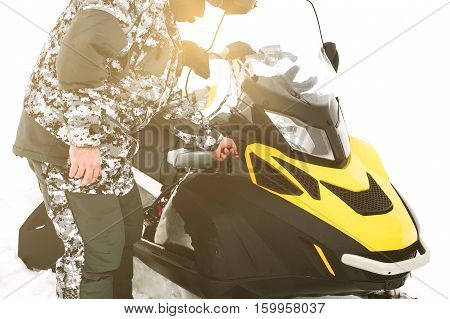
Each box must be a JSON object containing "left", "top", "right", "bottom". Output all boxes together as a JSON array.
[{"left": 27, "top": 155, "right": 144, "bottom": 299}]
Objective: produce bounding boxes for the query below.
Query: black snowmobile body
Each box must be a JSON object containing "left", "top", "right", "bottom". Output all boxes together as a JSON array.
[{"left": 131, "top": 110, "right": 427, "bottom": 298}]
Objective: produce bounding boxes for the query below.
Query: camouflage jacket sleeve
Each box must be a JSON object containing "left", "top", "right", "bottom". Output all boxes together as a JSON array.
[
  {"left": 160, "top": 88, "right": 223, "bottom": 151},
  {"left": 55, "top": 7, "right": 128, "bottom": 147}
]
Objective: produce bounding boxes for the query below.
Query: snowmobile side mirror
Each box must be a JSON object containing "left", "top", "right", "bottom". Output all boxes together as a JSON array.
[
  {"left": 323, "top": 42, "right": 340, "bottom": 72},
  {"left": 182, "top": 41, "right": 211, "bottom": 79}
]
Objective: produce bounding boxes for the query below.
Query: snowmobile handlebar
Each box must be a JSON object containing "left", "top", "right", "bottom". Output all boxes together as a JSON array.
[{"left": 167, "top": 148, "right": 215, "bottom": 170}]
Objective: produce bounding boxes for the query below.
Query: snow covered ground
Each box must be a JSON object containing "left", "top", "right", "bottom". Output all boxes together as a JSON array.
[{"left": 1, "top": 0, "right": 449, "bottom": 299}]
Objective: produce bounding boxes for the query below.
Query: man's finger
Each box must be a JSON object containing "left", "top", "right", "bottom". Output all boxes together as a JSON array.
[
  {"left": 81, "top": 167, "right": 94, "bottom": 186},
  {"left": 229, "top": 145, "right": 238, "bottom": 157},
  {"left": 220, "top": 151, "right": 228, "bottom": 160},
  {"left": 69, "top": 163, "right": 78, "bottom": 178},
  {"left": 232, "top": 142, "right": 239, "bottom": 156},
  {"left": 215, "top": 149, "right": 225, "bottom": 162},
  {"left": 74, "top": 166, "right": 86, "bottom": 179}
]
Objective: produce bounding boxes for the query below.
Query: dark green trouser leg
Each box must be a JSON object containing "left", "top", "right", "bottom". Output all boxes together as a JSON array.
[
  {"left": 113, "top": 184, "right": 144, "bottom": 299},
  {"left": 28, "top": 159, "right": 144, "bottom": 299},
  {"left": 66, "top": 192, "right": 125, "bottom": 299},
  {"left": 67, "top": 184, "right": 144, "bottom": 299}
]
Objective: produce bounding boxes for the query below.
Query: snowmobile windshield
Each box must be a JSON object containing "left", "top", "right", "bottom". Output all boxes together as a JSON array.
[
  {"left": 179, "top": 0, "right": 350, "bottom": 164},
  {"left": 181, "top": 0, "right": 336, "bottom": 102},
  {"left": 243, "top": 45, "right": 337, "bottom": 106}
]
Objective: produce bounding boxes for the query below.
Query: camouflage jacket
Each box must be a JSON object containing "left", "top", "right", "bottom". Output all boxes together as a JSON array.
[{"left": 20, "top": 0, "right": 222, "bottom": 163}]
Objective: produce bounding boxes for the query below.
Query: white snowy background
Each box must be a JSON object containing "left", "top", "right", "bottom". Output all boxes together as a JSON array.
[{"left": 0, "top": 0, "right": 449, "bottom": 299}]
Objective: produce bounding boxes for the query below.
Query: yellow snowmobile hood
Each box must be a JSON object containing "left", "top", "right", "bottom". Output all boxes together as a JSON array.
[{"left": 245, "top": 137, "right": 418, "bottom": 252}]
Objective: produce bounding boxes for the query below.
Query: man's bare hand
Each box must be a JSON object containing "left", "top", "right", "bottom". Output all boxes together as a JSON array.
[
  {"left": 212, "top": 137, "right": 239, "bottom": 162},
  {"left": 69, "top": 146, "right": 101, "bottom": 186}
]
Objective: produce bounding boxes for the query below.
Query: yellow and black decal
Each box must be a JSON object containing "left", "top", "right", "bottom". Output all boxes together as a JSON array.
[{"left": 245, "top": 139, "right": 417, "bottom": 252}]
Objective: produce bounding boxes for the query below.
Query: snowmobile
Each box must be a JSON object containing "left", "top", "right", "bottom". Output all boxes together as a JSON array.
[
  {"left": 131, "top": 0, "right": 431, "bottom": 298},
  {"left": 19, "top": 0, "right": 430, "bottom": 298}
]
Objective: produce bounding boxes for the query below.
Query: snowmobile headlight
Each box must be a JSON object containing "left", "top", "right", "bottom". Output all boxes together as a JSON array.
[{"left": 265, "top": 110, "right": 335, "bottom": 161}]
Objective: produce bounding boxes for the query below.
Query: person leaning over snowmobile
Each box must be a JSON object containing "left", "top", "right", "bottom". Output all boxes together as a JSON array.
[{"left": 12, "top": 0, "right": 238, "bottom": 299}]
